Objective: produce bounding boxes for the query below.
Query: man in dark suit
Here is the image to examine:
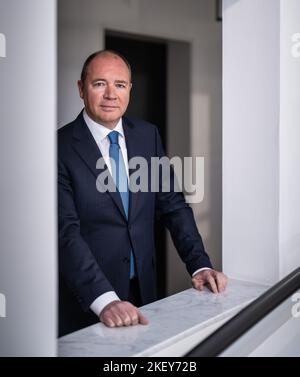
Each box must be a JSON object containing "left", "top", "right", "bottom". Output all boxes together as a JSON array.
[{"left": 58, "top": 50, "right": 227, "bottom": 336}]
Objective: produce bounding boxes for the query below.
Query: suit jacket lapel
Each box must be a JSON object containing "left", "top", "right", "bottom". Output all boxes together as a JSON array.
[
  {"left": 71, "top": 112, "right": 127, "bottom": 220},
  {"left": 123, "top": 117, "right": 143, "bottom": 222}
]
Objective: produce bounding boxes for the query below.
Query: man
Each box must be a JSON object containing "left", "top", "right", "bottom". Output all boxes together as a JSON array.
[{"left": 58, "top": 50, "right": 227, "bottom": 336}]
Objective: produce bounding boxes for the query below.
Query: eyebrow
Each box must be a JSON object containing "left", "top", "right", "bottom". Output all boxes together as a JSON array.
[
  {"left": 115, "top": 80, "right": 129, "bottom": 84},
  {"left": 92, "top": 78, "right": 129, "bottom": 84}
]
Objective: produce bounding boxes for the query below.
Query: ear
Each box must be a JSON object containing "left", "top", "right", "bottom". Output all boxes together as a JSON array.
[{"left": 77, "top": 80, "right": 84, "bottom": 99}]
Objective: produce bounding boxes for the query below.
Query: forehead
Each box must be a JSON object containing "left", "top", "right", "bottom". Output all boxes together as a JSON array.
[{"left": 87, "top": 54, "right": 130, "bottom": 80}]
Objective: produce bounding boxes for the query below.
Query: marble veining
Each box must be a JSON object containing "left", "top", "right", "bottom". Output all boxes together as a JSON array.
[{"left": 58, "top": 279, "right": 268, "bottom": 357}]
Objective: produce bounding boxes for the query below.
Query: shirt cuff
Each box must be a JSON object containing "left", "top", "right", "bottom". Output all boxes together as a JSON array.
[
  {"left": 90, "top": 291, "right": 121, "bottom": 317},
  {"left": 192, "top": 267, "right": 212, "bottom": 277}
]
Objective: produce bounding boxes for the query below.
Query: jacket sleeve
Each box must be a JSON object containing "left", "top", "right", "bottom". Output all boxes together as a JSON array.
[
  {"left": 58, "top": 157, "right": 113, "bottom": 311},
  {"left": 154, "top": 127, "right": 213, "bottom": 275}
]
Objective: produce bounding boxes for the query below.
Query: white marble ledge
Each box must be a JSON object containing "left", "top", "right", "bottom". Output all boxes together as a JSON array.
[{"left": 58, "top": 279, "right": 268, "bottom": 357}]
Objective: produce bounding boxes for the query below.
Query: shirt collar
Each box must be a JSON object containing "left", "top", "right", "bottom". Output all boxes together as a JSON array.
[{"left": 83, "top": 109, "right": 124, "bottom": 142}]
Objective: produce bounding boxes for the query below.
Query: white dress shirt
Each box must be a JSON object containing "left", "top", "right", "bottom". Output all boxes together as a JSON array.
[
  {"left": 83, "top": 110, "right": 210, "bottom": 318},
  {"left": 83, "top": 110, "right": 129, "bottom": 177}
]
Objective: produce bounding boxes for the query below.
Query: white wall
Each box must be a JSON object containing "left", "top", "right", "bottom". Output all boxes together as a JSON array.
[
  {"left": 223, "top": 0, "right": 300, "bottom": 284},
  {"left": 223, "top": 0, "right": 280, "bottom": 285},
  {"left": 0, "top": 0, "right": 57, "bottom": 356},
  {"left": 279, "top": 0, "right": 300, "bottom": 278},
  {"left": 58, "top": 0, "right": 222, "bottom": 294}
]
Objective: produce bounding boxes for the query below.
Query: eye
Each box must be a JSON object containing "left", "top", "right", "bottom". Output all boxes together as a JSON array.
[
  {"left": 93, "top": 81, "right": 106, "bottom": 88},
  {"left": 116, "top": 83, "right": 126, "bottom": 89}
]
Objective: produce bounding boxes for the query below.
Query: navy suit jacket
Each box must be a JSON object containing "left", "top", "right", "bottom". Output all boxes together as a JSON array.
[{"left": 58, "top": 111, "right": 212, "bottom": 336}]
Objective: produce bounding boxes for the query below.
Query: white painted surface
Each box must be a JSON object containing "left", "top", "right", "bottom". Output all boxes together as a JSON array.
[
  {"left": 279, "top": 0, "right": 300, "bottom": 278},
  {"left": 223, "top": 0, "right": 280, "bottom": 285},
  {"left": 223, "top": 0, "right": 300, "bottom": 284},
  {"left": 0, "top": 0, "right": 57, "bottom": 356}
]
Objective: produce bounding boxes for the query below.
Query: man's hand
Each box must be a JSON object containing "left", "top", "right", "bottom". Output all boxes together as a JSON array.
[
  {"left": 192, "top": 269, "right": 228, "bottom": 293},
  {"left": 99, "top": 300, "right": 149, "bottom": 328}
]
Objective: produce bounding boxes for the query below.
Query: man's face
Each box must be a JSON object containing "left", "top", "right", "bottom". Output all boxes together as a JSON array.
[{"left": 78, "top": 54, "right": 132, "bottom": 129}]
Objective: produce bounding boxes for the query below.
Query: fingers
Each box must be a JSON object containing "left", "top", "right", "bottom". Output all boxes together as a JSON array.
[
  {"left": 192, "top": 270, "right": 228, "bottom": 294},
  {"left": 206, "top": 274, "right": 218, "bottom": 293},
  {"left": 192, "top": 277, "right": 204, "bottom": 291},
  {"left": 100, "top": 301, "right": 149, "bottom": 328},
  {"left": 215, "top": 272, "right": 228, "bottom": 292},
  {"left": 138, "top": 310, "right": 149, "bottom": 325}
]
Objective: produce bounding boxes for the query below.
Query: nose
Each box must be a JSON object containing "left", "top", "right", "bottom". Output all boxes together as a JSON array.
[{"left": 103, "top": 84, "right": 117, "bottom": 100}]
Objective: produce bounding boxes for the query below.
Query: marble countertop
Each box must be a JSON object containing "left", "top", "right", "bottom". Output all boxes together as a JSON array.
[{"left": 58, "top": 279, "right": 268, "bottom": 357}]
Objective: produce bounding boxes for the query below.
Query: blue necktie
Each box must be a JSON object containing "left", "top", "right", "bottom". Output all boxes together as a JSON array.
[{"left": 108, "top": 131, "right": 135, "bottom": 279}]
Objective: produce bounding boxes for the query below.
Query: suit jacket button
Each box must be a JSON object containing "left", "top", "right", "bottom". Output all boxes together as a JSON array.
[{"left": 123, "top": 257, "right": 130, "bottom": 263}]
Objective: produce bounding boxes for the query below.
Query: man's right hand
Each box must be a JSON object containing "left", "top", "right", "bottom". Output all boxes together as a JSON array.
[{"left": 99, "top": 300, "right": 149, "bottom": 328}]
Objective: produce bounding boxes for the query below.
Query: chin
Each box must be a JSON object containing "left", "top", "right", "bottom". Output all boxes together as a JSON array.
[{"left": 96, "top": 116, "right": 119, "bottom": 128}]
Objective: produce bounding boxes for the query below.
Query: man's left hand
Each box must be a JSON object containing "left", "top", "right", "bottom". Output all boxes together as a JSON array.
[{"left": 192, "top": 269, "right": 228, "bottom": 293}]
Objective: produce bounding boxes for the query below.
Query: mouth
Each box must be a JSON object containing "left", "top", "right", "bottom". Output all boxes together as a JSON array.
[{"left": 100, "top": 105, "right": 119, "bottom": 109}]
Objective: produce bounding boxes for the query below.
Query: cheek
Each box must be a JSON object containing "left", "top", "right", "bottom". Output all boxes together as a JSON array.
[
  {"left": 88, "top": 93, "right": 100, "bottom": 106},
  {"left": 121, "top": 94, "right": 130, "bottom": 107}
]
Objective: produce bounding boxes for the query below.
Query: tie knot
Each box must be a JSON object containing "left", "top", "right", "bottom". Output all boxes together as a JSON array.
[{"left": 108, "top": 131, "right": 119, "bottom": 145}]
